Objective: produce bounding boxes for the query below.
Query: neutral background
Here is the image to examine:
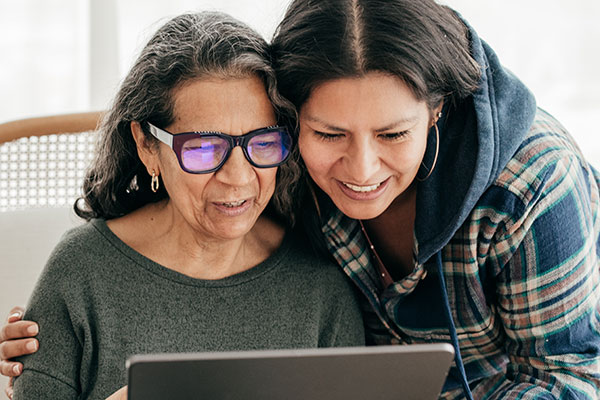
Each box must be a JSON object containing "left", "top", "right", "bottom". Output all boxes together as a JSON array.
[{"left": 1, "top": 0, "right": 599, "bottom": 164}]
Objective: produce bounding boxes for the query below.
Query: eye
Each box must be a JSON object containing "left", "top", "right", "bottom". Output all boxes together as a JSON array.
[
  {"left": 314, "top": 131, "right": 344, "bottom": 141},
  {"left": 255, "top": 141, "right": 277, "bottom": 148},
  {"left": 379, "top": 131, "right": 409, "bottom": 141}
]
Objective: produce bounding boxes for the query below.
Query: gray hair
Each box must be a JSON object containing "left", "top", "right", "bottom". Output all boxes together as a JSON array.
[{"left": 75, "top": 11, "right": 300, "bottom": 223}]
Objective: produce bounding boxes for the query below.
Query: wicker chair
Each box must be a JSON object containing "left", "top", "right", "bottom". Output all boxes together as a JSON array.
[
  {"left": 0, "top": 112, "right": 103, "bottom": 393},
  {"left": 0, "top": 112, "right": 102, "bottom": 211}
]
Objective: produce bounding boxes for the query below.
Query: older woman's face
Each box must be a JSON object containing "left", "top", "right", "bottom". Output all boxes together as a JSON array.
[
  {"left": 155, "top": 76, "right": 278, "bottom": 241},
  {"left": 298, "top": 71, "right": 438, "bottom": 220}
]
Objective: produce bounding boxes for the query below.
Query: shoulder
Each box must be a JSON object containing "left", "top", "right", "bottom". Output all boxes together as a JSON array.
[
  {"left": 277, "top": 227, "right": 363, "bottom": 322},
  {"left": 478, "top": 109, "right": 596, "bottom": 218},
  {"left": 495, "top": 109, "right": 592, "bottom": 201},
  {"left": 23, "top": 221, "right": 112, "bottom": 325},
  {"left": 40, "top": 219, "right": 113, "bottom": 280},
  {"left": 279, "top": 226, "right": 354, "bottom": 290},
  {"left": 468, "top": 109, "right": 599, "bottom": 272},
  {"left": 50, "top": 219, "right": 108, "bottom": 257}
]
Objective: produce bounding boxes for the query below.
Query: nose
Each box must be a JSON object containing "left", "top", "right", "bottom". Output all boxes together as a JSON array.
[
  {"left": 343, "top": 136, "right": 380, "bottom": 183},
  {"left": 215, "top": 146, "right": 255, "bottom": 186}
]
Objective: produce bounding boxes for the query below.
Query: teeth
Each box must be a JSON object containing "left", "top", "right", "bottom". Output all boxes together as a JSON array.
[
  {"left": 221, "top": 200, "right": 246, "bottom": 207},
  {"left": 342, "top": 182, "right": 381, "bottom": 192}
]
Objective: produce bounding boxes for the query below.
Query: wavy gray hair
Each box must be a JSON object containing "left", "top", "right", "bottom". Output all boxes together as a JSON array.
[{"left": 75, "top": 11, "right": 300, "bottom": 223}]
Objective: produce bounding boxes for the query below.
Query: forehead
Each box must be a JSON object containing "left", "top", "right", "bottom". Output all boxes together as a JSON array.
[
  {"left": 302, "top": 72, "right": 427, "bottom": 125},
  {"left": 169, "top": 75, "right": 276, "bottom": 133}
]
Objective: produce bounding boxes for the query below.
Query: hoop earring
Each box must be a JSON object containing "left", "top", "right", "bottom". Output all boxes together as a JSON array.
[
  {"left": 151, "top": 170, "right": 160, "bottom": 193},
  {"left": 307, "top": 178, "right": 322, "bottom": 219},
  {"left": 417, "top": 122, "right": 440, "bottom": 182}
]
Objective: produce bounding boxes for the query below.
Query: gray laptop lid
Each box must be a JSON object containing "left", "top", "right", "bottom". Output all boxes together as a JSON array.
[{"left": 127, "top": 343, "right": 454, "bottom": 400}]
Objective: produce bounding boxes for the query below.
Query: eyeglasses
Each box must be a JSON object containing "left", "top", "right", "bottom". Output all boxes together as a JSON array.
[{"left": 145, "top": 122, "right": 292, "bottom": 174}]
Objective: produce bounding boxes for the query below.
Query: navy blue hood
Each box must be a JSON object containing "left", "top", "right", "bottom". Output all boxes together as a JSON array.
[{"left": 414, "top": 19, "right": 537, "bottom": 264}]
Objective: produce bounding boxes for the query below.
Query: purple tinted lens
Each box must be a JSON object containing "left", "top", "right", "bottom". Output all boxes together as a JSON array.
[
  {"left": 181, "top": 136, "right": 228, "bottom": 171},
  {"left": 247, "top": 131, "right": 290, "bottom": 166}
]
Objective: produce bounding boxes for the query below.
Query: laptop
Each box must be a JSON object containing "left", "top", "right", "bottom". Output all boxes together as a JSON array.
[{"left": 127, "top": 343, "right": 454, "bottom": 400}]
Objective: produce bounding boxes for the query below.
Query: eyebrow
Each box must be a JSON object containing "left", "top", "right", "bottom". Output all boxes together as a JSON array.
[{"left": 303, "top": 115, "right": 419, "bottom": 133}]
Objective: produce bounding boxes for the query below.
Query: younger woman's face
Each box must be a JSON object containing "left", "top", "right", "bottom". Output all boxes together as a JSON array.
[{"left": 298, "top": 71, "right": 439, "bottom": 220}]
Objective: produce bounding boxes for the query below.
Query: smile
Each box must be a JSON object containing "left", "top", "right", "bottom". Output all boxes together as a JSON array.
[
  {"left": 336, "top": 178, "right": 389, "bottom": 201},
  {"left": 342, "top": 182, "right": 382, "bottom": 193},
  {"left": 218, "top": 200, "right": 247, "bottom": 207}
]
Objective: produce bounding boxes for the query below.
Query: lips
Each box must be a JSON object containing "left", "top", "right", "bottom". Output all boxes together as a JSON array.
[
  {"left": 217, "top": 200, "right": 246, "bottom": 207},
  {"left": 342, "top": 182, "right": 382, "bottom": 192},
  {"left": 337, "top": 178, "right": 389, "bottom": 201},
  {"left": 212, "top": 198, "right": 253, "bottom": 216}
]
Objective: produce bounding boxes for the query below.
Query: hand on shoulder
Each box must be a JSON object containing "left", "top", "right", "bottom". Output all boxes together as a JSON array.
[{"left": 0, "top": 307, "right": 40, "bottom": 399}]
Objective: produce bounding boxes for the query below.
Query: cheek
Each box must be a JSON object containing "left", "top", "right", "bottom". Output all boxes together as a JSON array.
[
  {"left": 386, "top": 131, "right": 429, "bottom": 173},
  {"left": 395, "top": 144, "right": 427, "bottom": 171},
  {"left": 156, "top": 154, "right": 180, "bottom": 193},
  {"left": 158, "top": 152, "right": 211, "bottom": 203},
  {"left": 163, "top": 171, "right": 210, "bottom": 206},
  {"left": 258, "top": 169, "right": 278, "bottom": 198}
]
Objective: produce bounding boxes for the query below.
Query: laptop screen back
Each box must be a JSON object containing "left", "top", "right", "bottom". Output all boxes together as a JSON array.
[{"left": 127, "top": 344, "right": 454, "bottom": 400}]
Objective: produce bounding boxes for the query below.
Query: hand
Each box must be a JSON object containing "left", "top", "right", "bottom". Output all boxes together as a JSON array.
[
  {"left": 106, "top": 386, "right": 128, "bottom": 400},
  {"left": 0, "top": 307, "right": 39, "bottom": 399}
]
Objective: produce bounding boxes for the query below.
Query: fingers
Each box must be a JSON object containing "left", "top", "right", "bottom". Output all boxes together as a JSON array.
[
  {"left": 0, "top": 360, "right": 22, "bottom": 377},
  {"left": 0, "top": 320, "right": 38, "bottom": 348},
  {"left": 5, "top": 377, "right": 14, "bottom": 400},
  {"left": 105, "top": 385, "right": 128, "bottom": 400},
  {"left": 6, "top": 308, "right": 25, "bottom": 324},
  {"left": 0, "top": 321, "right": 39, "bottom": 343},
  {"left": 0, "top": 337, "right": 39, "bottom": 361},
  {"left": 0, "top": 311, "right": 39, "bottom": 396},
  {"left": 2, "top": 306, "right": 26, "bottom": 400}
]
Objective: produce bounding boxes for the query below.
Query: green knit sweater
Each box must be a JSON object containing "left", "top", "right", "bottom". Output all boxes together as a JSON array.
[{"left": 14, "top": 219, "right": 364, "bottom": 399}]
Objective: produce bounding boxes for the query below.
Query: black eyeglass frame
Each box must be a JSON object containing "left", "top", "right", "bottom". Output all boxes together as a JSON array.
[{"left": 145, "top": 122, "right": 292, "bottom": 174}]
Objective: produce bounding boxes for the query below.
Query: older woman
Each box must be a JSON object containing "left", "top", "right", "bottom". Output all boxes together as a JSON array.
[{"left": 1, "top": 10, "right": 364, "bottom": 400}]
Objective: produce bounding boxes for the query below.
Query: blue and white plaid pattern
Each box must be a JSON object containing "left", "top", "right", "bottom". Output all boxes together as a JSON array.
[{"left": 321, "top": 110, "right": 600, "bottom": 399}]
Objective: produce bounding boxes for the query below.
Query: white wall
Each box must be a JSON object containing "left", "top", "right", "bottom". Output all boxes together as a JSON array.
[
  {"left": 442, "top": 0, "right": 600, "bottom": 164},
  {"left": 0, "top": 1, "right": 90, "bottom": 120}
]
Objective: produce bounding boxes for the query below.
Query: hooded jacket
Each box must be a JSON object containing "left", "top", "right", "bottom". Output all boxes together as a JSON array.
[{"left": 317, "top": 20, "right": 600, "bottom": 399}]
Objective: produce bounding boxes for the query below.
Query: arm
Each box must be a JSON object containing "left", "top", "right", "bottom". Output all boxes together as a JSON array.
[
  {"left": 481, "top": 155, "right": 600, "bottom": 399},
  {"left": 0, "top": 306, "right": 125, "bottom": 400},
  {"left": 11, "top": 257, "right": 84, "bottom": 399}
]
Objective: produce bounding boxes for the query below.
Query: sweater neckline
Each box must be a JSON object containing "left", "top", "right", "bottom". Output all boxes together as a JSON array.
[{"left": 90, "top": 218, "right": 292, "bottom": 288}]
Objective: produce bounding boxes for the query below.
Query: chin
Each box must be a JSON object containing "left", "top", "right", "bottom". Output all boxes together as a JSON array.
[
  {"left": 213, "top": 227, "right": 253, "bottom": 241},
  {"left": 337, "top": 203, "right": 387, "bottom": 220}
]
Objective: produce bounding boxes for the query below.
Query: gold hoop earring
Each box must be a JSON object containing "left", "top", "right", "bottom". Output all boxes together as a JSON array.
[
  {"left": 151, "top": 170, "right": 160, "bottom": 193},
  {"left": 417, "top": 123, "right": 439, "bottom": 182},
  {"left": 307, "top": 178, "right": 322, "bottom": 219}
]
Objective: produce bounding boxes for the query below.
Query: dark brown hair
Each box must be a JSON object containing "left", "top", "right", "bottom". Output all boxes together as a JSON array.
[
  {"left": 271, "top": 0, "right": 481, "bottom": 112},
  {"left": 270, "top": 0, "right": 482, "bottom": 246}
]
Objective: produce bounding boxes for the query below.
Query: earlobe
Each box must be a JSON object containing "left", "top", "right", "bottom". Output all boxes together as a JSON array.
[{"left": 431, "top": 101, "right": 444, "bottom": 127}]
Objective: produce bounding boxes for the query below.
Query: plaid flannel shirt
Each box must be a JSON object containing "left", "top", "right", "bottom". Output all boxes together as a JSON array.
[{"left": 321, "top": 110, "right": 600, "bottom": 399}]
